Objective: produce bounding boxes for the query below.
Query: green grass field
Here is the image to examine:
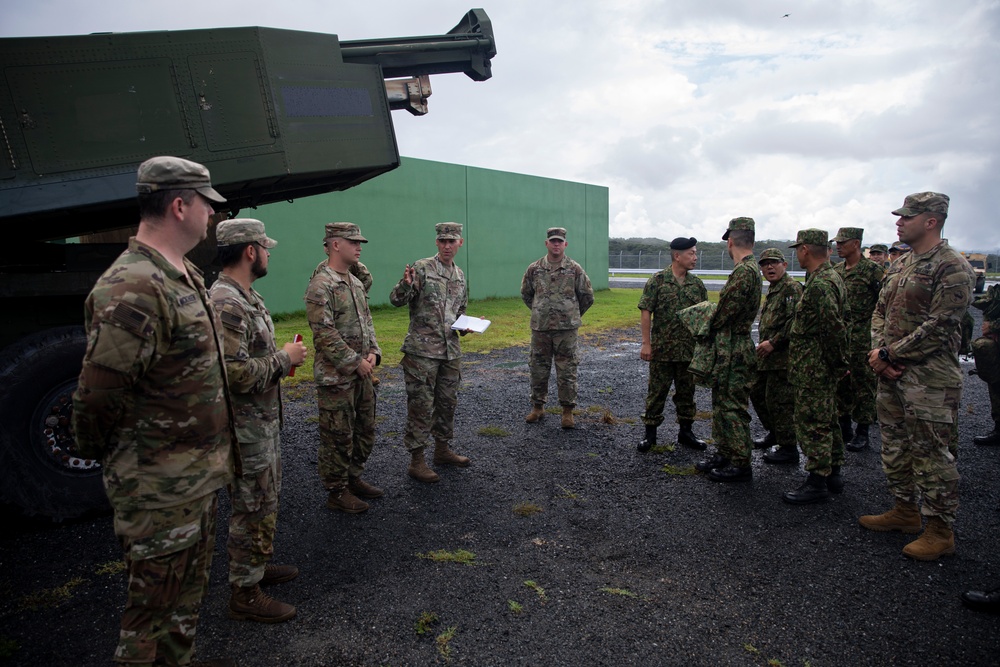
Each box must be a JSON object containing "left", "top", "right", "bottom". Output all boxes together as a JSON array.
[{"left": 273, "top": 288, "right": 721, "bottom": 382}]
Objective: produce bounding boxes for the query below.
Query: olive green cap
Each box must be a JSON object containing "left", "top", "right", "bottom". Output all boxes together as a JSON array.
[
  {"left": 789, "top": 229, "right": 829, "bottom": 248},
  {"left": 832, "top": 227, "right": 864, "bottom": 242},
  {"left": 758, "top": 248, "right": 786, "bottom": 263},
  {"left": 722, "top": 216, "right": 755, "bottom": 240},
  {"left": 869, "top": 244, "right": 889, "bottom": 253}
]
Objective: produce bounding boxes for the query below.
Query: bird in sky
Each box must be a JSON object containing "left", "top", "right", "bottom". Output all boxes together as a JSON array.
[{"left": 782, "top": 13, "right": 790, "bottom": 18}]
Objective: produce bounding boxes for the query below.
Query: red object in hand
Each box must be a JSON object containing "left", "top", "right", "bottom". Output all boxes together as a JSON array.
[{"left": 288, "top": 334, "right": 303, "bottom": 376}]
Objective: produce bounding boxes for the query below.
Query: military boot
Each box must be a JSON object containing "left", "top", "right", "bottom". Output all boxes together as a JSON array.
[
  {"left": 677, "top": 420, "right": 707, "bottom": 450},
  {"left": 637, "top": 425, "right": 656, "bottom": 453},
  {"left": 763, "top": 444, "right": 799, "bottom": 465},
  {"left": 260, "top": 563, "right": 299, "bottom": 586},
  {"left": 826, "top": 465, "right": 844, "bottom": 494},
  {"left": 753, "top": 431, "right": 776, "bottom": 449},
  {"left": 434, "top": 441, "right": 470, "bottom": 467},
  {"left": 229, "top": 584, "right": 296, "bottom": 623},
  {"left": 326, "top": 487, "right": 369, "bottom": 514},
  {"left": 348, "top": 476, "right": 384, "bottom": 499},
  {"left": 191, "top": 659, "right": 237, "bottom": 667},
  {"left": 974, "top": 427, "right": 1000, "bottom": 446},
  {"left": 961, "top": 588, "right": 1000, "bottom": 614},
  {"left": 839, "top": 415, "right": 854, "bottom": 446},
  {"left": 846, "top": 423, "right": 871, "bottom": 451},
  {"left": 561, "top": 407, "right": 575, "bottom": 429},
  {"left": 695, "top": 453, "right": 729, "bottom": 473},
  {"left": 783, "top": 472, "right": 830, "bottom": 504},
  {"left": 407, "top": 448, "right": 440, "bottom": 483},
  {"left": 525, "top": 404, "right": 545, "bottom": 423},
  {"left": 902, "top": 516, "right": 955, "bottom": 561},
  {"left": 858, "top": 500, "right": 922, "bottom": 533}
]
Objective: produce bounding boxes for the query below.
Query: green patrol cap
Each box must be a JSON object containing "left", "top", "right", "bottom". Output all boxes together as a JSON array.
[
  {"left": 216, "top": 218, "right": 277, "bottom": 248},
  {"left": 547, "top": 227, "right": 567, "bottom": 241},
  {"left": 789, "top": 229, "right": 829, "bottom": 248},
  {"left": 136, "top": 156, "right": 226, "bottom": 204},
  {"left": 832, "top": 227, "right": 864, "bottom": 242},
  {"left": 869, "top": 244, "right": 888, "bottom": 253},
  {"left": 325, "top": 222, "right": 367, "bottom": 243},
  {"left": 758, "top": 248, "right": 786, "bottom": 264},
  {"left": 892, "top": 192, "right": 949, "bottom": 217},
  {"left": 436, "top": 222, "right": 463, "bottom": 240},
  {"left": 722, "top": 216, "right": 755, "bottom": 240}
]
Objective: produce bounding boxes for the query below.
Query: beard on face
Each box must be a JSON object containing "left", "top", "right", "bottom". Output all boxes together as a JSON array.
[{"left": 251, "top": 252, "right": 268, "bottom": 279}]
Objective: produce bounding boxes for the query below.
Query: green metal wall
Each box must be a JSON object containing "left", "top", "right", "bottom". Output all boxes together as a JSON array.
[{"left": 251, "top": 157, "right": 609, "bottom": 314}]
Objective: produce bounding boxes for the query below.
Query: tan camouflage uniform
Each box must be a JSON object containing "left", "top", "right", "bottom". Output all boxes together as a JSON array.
[
  {"left": 390, "top": 255, "right": 467, "bottom": 452},
  {"left": 72, "top": 237, "right": 233, "bottom": 666},
  {"left": 521, "top": 254, "right": 594, "bottom": 408}
]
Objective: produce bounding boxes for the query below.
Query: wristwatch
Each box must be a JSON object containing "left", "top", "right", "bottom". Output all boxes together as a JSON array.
[{"left": 878, "top": 347, "right": 890, "bottom": 362}]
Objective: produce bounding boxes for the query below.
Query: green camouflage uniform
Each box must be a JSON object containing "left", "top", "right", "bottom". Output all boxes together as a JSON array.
[
  {"left": 637, "top": 270, "right": 708, "bottom": 426},
  {"left": 521, "top": 255, "right": 594, "bottom": 408},
  {"left": 834, "top": 255, "right": 885, "bottom": 425},
  {"left": 788, "top": 261, "right": 848, "bottom": 475},
  {"left": 305, "top": 263, "right": 381, "bottom": 490},
  {"left": 72, "top": 238, "right": 233, "bottom": 666},
  {"left": 210, "top": 274, "right": 291, "bottom": 588},
  {"left": 709, "top": 255, "right": 762, "bottom": 466},
  {"left": 750, "top": 272, "right": 803, "bottom": 449},
  {"left": 873, "top": 241, "right": 974, "bottom": 524},
  {"left": 972, "top": 286, "right": 1000, "bottom": 425},
  {"left": 390, "top": 255, "right": 467, "bottom": 451}
]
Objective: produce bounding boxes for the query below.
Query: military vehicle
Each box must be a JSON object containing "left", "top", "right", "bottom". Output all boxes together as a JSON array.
[
  {"left": 0, "top": 10, "right": 496, "bottom": 519},
  {"left": 962, "top": 252, "right": 990, "bottom": 293}
]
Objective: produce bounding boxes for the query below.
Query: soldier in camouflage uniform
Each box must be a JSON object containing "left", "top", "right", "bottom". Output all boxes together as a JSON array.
[
  {"left": 860, "top": 192, "right": 975, "bottom": 561},
  {"left": 868, "top": 243, "right": 889, "bottom": 269},
  {"left": 972, "top": 285, "right": 1000, "bottom": 446},
  {"left": 210, "top": 219, "right": 307, "bottom": 624},
  {"left": 390, "top": 222, "right": 471, "bottom": 483},
  {"left": 305, "top": 223, "right": 383, "bottom": 513},
  {"left": 521, "top": 227, "right": 594, "bottom": 429},
  {"left": 637, "top": 237, "right": 708, "bottom": 452},
  {"left": 750, "top": 248, "right": 804, "bottom": 465},
  {"left": 695, "top": 217, "right": 762, "bottom": 483},
  {"left": 832, "top": 227, "right": 885, "bottom": 451},
  {"left": 71, "top": 157, "right": 234, "bottom": 667},
  {"left": 782, "top": 230, "right": 849, "bottom": 504}
]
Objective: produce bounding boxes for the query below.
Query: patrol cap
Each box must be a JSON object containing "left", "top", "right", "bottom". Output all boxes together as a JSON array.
[
  {"left": 789, "top": 229, "right": 829, "bottom": 248},
  {"left": 832, "top": 227, "right": 864, "bottom": 242},
  {"left": 669, "top": 237, "right": 697, "bottom": 250},
  {"left": 722, "top": 217, "right": 755, "bottom": 240},
  {"left": 136, "top": 156, "right": 226, "bottom": 204},
  {"left": 547, "top": 227, "right": 567, "bottom": 241},
  {"left": 889, "top": 241, "right": 910, "bottom": 253},
  {"left": 891, "top": 192, "right": 950, "bottom": 217},
  {"left": 758, "top": 248, "right": 786, "bottom": 264},
  {"left": 325, "top": 222, "right": 367, "bottom": 243},
  {"left": 216, "top": 218, "right": 277, "bottom": 248},
  {"left": 436, "top": 222, "right": 463, "bottom": 240},
  {"left": 869, "top": 243, "right": 889, "bottom": 253}
]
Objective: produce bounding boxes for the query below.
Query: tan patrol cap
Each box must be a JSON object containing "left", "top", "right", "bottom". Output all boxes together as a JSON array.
[
  {"left": 216, "top": 218, "right": 277, "bottom": 248},
  {"left": 325, "top": 222, "right": 367, "bottom": 243},
  {"left": 136, "top": 156, "right": 226, "bottom": 204},
  {"left": 436, "top": 222, "right": 463, "bottom": 240}
]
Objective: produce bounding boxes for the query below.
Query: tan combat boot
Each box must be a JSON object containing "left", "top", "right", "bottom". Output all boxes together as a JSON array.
[
  {"left": 858, "top": 500, "right": 922, "bottom": 533},
  {"left": 348, "top": 476, "right": 384, "bottom": 499},
  {"left": 326, "top": 487, "right": 369, "bottom": 513},
  {"left": 407, "top": 448, "right": 440, "bottom": 483},
  {"left": 434, "top": 441, "right": 471, "bottom": 467},
  {"left": 561, "top": 406, "right": 575, "bottom": 429},
  {"left": 525, "top": 404, "right": 545, "bottom": 423},
  {"left": 902, "top": 516, "right": 956, "bottom": 561},
  {"left": 229, "top": 584, "right": 296, "bottom": 623}
]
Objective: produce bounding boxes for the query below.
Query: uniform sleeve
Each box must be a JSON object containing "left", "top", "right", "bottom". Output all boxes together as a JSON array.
[
  {"left": 350, "top": 262, "right": 374, "bottom": 294},
  {"left": 389, "top": 266, "right": 421, "bottom": 307},
  {"left": 215, "top": 298, "right": 290, "bottom": 394},
  {"left": 637, "top": 276, "right": 657, "bottom": 312},
  {"left": 768, "top": 282, "right": 801, "bottom": 351},
  {"left": 871, "top": 277, "right": 889, "bottom": 349},
  {"left": 305, "top": 277, "right": 363, "bottom": 376},
  {"left": 889, "top": 261, "right": 973, "bottom": 362},
  {"left": 576, "top": 267, "right": 595, "bottom": 316},
  {"left": 521, "top": 265, "right": 535, "bottom": 309},
  {"left": 711, "top": 264, "right": 754, "bottom": 330}
]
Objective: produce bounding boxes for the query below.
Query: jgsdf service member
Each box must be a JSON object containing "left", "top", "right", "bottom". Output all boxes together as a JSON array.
[
  {"left": 750, "top": 248, "right": 804, "bottom": 465},
  {"left": 390, "top": 222, "right": 472, "bottom": 483},
  {"left": 305, "top": 223, "right": 383, "bottom": 513},
  {"left": 971, "top": 285, "right": 1000, "bottom": 446},
  {"left": 72, "top": 156, "right": 234, "bottom": 667},
  {"left": 832, "top": 227, "right": 885, "bottom": 451},
  {"left": 521, "top": 227, "right": 595, "bottom": 429},
  {"left": 868, "top": 243, "right": 889, "bottom": 269},
  {"left": 783, "top": 230, "right": 849, "bottom": 504},
  {"left": 861, "top": 192, "right": 974, "bottom": 561},
  {"left": 637, "top": 236, "right": 709, "bottom": 452},
  {"left": 210, "top": 219, "right": 306, "bottom": 624},
  {"left": 695, "top": 217, "right": 762, "bottom": 482}
]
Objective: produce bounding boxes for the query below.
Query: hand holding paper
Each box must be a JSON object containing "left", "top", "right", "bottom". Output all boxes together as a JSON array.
[{"left": 451, "top": 315, "right": 490, "bottom": 333}]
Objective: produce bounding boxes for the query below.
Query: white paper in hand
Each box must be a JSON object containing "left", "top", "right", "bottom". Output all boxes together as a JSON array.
[{"left": 451, "top": 315, "right": 491, "bottom": 333}]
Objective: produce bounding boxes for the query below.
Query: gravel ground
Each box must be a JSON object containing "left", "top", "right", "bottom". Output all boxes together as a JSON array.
[{"left": 2, "top": 306, "right": 999, "bottom": 667}]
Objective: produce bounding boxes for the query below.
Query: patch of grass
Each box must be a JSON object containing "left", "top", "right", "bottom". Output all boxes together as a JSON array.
[
  {"left": 477, "top": 426, "right": 511, "bottom": 437},
  {"left": 416, "top": 549, "right": 478, "bottom": 565},
  {"left": 767, "top": 660, "right": 786, "bottom": 667},
  {"left": 435, "top": 626, "right": 458, "bottom": 662},
  {"left": 544, "top": 406, "right": 562, "bottom": 415},
  {"left": 620, "top": 417, "right": 638, "bottom": 425},
  {"left": 599, "top": 587, "right": 638, "bottom": 598},
  {"left": 507, "top": 600, "right": 524, "bottom": 614},
  {"left": 555, "top": 485, "right": 583, "bottom": 501},
  {"left": 513, "top": 502, "right": 543, "bottom": 517},
  {"left": 414, "top": 611, "right": 439, "bottom": 635},
  {"left": 694, "top": 410, "right": 713, "bottom": 421},
  {"left": 648, "top": 443, "right": 676, "bottom": 454},
  {"left": 374, "top": 415, "right": 388, "bottom": 423},
  {"left": 305, "top": 415, "right": 320, "bottom": 424},
  {"left": 600, "top": 408, "right": 617, "bottom": 424},
  {"left": 383, "top": 431, "right": 399, "bottom": 438},
  {"left": 524, "top": 580, "right": 547, "bottom": 603},
  {"left": 585, "top": 452, "right": 599, "bottom": 458},
  {"left": 662, "top": 464, "right": 697, "bottom": 476},
  {"left": 744, "top": 643, "right": 760, "bottom": 655},
  {"left": 0, "top": 636, "right": 19, "bottom": 659},
  {"left": 95, "top": 560, "right": 126, "bottom": 576},
  {"left": 586, "top": 405, "right": 604, "bottom": 413},
  {"left": 597, "top": 386, "right": 614, "bottom": 394},
  {"left": 20, "top": 577, "right": 86, "bottom": 611}
]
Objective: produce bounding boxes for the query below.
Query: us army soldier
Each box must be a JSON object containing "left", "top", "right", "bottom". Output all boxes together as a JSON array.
[{"left": 521, "top": 227, "right": 595, "bottom": 429}]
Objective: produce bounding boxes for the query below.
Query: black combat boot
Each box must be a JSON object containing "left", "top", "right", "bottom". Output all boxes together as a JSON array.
[
  {"left": 707, "top": 464, "right": 752, "bottom": 483},
  {"left": 846, "top": 423, "right": 871, "bottom": 451},
  {"left": 763, "top": 445, "right": 799, "bottom": 465},
  {"left": 974, "top": 426, "right": 1000, "bottom": 446},
  {"left": 827, "top": 465, "right": 844, "bottom": 494},
  {"left": 961, "top": 587, "right": 1000, "bottom": 614},
  {"left": 677, "top": 420, "right": 707, "bottom": 450},
  {"left": 637, "top": 425, "right": 657, "bottom": 453},
  {"left": 838, "top": 415, "right": 854, "bottom": 446},
  {"left": 753, "top": 431, "right": 776, "bottom": 449},
  {"left": 783, "top": 472, "right": 831, "bottom": 505},
  {"left": 695, "top": 453, "right": 729, "bottom": 473}
]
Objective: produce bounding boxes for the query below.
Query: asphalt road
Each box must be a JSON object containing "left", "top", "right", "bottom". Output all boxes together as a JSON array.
[{"left": 2, "top": 308, "right": 998, "bottom": 666}]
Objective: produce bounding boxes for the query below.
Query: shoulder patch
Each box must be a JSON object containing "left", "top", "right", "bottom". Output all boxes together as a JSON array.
[
  {"left": 109, "top": 301, "right": 152, "bottom": 337},
  {"left": 220, "top": 309, "right": 245, "bottom": 330}
]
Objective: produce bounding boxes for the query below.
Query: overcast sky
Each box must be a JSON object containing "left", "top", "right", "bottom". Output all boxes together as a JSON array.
[{"left": 4, "top": 0, "right": 998, "bottom": 250}]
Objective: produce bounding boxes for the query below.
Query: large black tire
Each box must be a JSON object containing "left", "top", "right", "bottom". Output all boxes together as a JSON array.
[{"left": 0, "top": 326, "right": 108, "bottom": 520}]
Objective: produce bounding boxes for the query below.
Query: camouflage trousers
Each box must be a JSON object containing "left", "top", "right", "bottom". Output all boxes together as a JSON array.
[
  {"left": 228, "top": 435, "right": 281, "bottom": 587},
  {"left": 402, "top": 353, "right": 461, "bottom": 452},
  {"left": 973, "top": 336, "right": 1000, "bottom": 422},
  {"left": 876, "top": 379, "right": 961, "bottom": 524},
  {"left": 750, "top": 368, "right": 796, "bottom": 448},
  {"left": 711, "top": 380, "right": 753, "bottom": 467},
  {"left": 529, "top": 328, "right": 579, "bottom": 407},
  {"left": 794, "top": 385, "right": 844, "bottom": 476},
  {"left": 837, "top": 347, "right": 878, "bottom": 425},
  {"left": 318, "top": 378, "right": 376, "bottom": 490},
  {"left": 112, "top": 492, "right": 218, "bottom": 666},
  {"left": 642, "top": 360, "right": 697, "bottom": 427}
]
